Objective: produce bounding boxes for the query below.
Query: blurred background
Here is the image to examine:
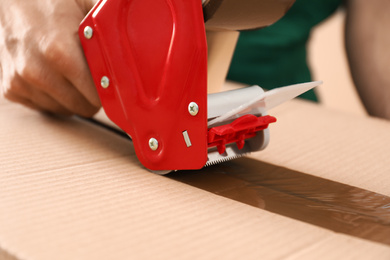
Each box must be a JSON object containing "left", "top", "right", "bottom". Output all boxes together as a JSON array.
[{"left": 309, "top": 9, "right": 367, "bottom": 117}]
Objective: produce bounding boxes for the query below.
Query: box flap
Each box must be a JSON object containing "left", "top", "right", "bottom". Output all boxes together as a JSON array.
[{"left": 1, "top": 98, "right": 389, "bottom": 259}]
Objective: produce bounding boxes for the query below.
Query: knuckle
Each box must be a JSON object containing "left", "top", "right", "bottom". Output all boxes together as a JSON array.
[
  {"left": 7, "top": 74, "right": 25, "bottom": 95},
  {"left": 18, "top": 65, "right": 41, "bottom": 86},
  {"left": 3, "top": 81, "right": 23, "bottom": 103},
  {"left": 42, "top": 39, "right": 65, "bottom": 61},
  {"left": 2, "top": 90, "right": 13, "bottom": 100},
  {"left": 16, "top": 59, "right": 50, "bottom": 93},
  {"left": 14, "top": 53, "right": 45, "bottom": 87},
  {"left": 42, "top": 39, "right": 73, "bottom": 70}
]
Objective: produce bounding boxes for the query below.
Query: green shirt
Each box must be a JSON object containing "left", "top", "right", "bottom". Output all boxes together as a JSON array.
[{"left": 227, "top": 0, "right": 342, "bottom": 101}]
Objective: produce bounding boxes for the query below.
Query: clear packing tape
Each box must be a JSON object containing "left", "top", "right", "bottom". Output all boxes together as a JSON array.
[{"left": 169, "top": 158, "right": 390, "bottom": 246}]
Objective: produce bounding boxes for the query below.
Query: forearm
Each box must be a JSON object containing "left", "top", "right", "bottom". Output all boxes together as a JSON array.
[{"left": 345, "top": 0, "right": 390, "bottom": 119}]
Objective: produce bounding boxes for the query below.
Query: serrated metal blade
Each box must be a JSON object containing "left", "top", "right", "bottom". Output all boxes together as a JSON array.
[{"left": 205, "top": 153, "right": 247, "bottom": 167}]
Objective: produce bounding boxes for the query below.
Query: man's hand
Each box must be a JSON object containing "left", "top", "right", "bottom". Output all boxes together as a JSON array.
[{"left": 0, "top": 0, "right": 100, "bottom": 117}]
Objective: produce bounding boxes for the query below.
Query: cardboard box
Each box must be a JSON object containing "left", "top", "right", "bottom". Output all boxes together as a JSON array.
[
  {"left": 2, "top": 1, "right": 389, "bottom": 259},
  {"left": 1, "top": 84, "right": 389, "bottom": 259}
]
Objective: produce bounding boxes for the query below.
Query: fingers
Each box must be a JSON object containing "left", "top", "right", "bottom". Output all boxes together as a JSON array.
[
  {"left": 4, "top": 91, "right": 44, "bottom": 112},
  {"left": 66, "top": 48, "right": 101, "bottom": 109},
  {"left": 3, "top": 53, "right": 100, "bottom": 117},
  {"left": 15, "top": 58, "right": 100, "bottom": 117},
  {"left": 3, "top": 75, "right": 73, "bottom": 115},
  {"left": 37, "top": 23, "right": 101, "bottom": 110},
  {"left": 71, "top": 0, "right": 102, "bottom": 107}
]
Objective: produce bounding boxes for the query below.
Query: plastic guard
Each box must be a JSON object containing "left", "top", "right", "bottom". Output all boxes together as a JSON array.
[
  {"left": 208, "top": 115, "right": 277, "bottom": 155},
  {"left": 79, "top": 0, "right": 208, "bottom": 170}
]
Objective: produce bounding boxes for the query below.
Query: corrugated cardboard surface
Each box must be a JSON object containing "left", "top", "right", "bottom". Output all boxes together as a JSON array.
[
  {"left": 170, "top": 157, "right": 390, "bottom": 246},
  {"left": 257, "top": 98, "right": 390, "bottom": 197},
  {"left": 1, "top": 97, "right": 390, "bottom": 259}
]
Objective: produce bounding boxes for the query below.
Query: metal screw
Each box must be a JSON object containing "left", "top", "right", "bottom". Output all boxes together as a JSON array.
[
  {"left": 149, "top": 138, "right": 159, "bottom": 151},
  {"left": 84, "top": 26, "right": 93, "bottom": 39},
  {"left": 101, "top": 76, "right": 110, "bottom": 89},
  {"left": 188, "top": 102, "right": 199, "bottom": 116}
]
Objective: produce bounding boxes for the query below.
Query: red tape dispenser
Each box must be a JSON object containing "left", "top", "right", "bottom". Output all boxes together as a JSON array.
[{"left": 79, "top": 0, "right": 321, "bottom": 172}]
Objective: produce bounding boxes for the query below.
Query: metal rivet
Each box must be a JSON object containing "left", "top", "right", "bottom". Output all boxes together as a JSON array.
[
  {"left": 84, "top": 26, "right": 93, "bottom": 39},
  {"left": 101, "top": 76, "right": 110, "bottom": 89},
  {"left": 188, "top": 102, "right": 199, "bottom": 116},
  {"left": 182, "top": 131, "right": 192, "bottom": 147},
  {"left": 149, "top": 138, "right": 159, "bottom": 151}
]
